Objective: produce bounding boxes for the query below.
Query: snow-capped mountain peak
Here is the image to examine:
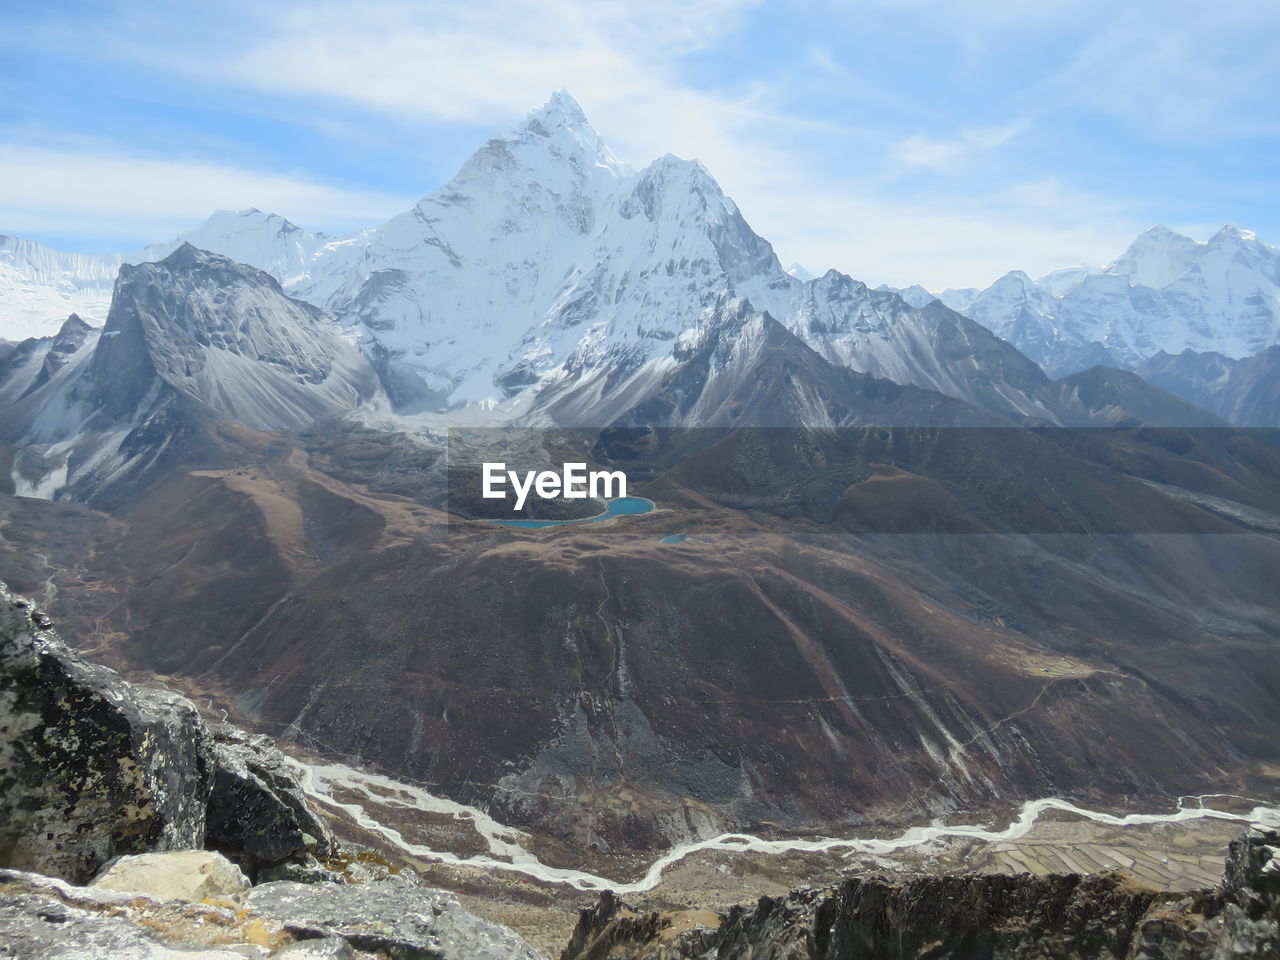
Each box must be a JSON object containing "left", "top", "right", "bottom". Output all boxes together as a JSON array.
[
  {"left": 135, "top": 209, "right": 334, "bottom": 288},
  {"left": 442, "top": 90, "right": 631, "bottom": 211},
  {"left": 960, "top": 223, "right": 1280, "bottom": 374},
  {"left": 1209, "top": 223, "right": 1257, "bottom": 245},
  {"left": 9, "top": 91, "right": 1241, "bottom": 432},
  {"left": 524, "top": 88, "right": 591, "bottom": 131},
  {"left": 990, "top": 269, "right": 1040, "bottom": 292},
  {"left": 1035, "top": 265, "right": 1093, "bottom": 296},
  {"left": 1102, "top": 224, "right": 1201, "bottom": 289},
  {"left": 0, "top": 210, "right": 339, "bottom": 342},
  {"left": 0, "top": 237, "right": 123, "bottom": 339}
]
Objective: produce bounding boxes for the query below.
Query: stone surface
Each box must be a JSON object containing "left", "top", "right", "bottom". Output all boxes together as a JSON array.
[
  {"left": 246, "top": 880, "right": 547, "bottom": 960},
  {"left": 0, "top": 869, "right": 270, "bottom": 959},
  {"left": 91, "top": 851, "right": 251, "bottom": 902},
  {"left": 0, "top": 582, "right": 334, "bottom": 884},
  {"left": 0, "top": 893, "right": 258, "bottom": 959},
  {"left": 206, "top": 725, "right": 335, "bottom": 871},
  {"left": 0, "top": 867, "right": 544, "bottom": 959},
  {"left": 270, "top": 938, "right": 360, "bottom": 958},
  {"left": 1215, "top": 826, "right": 1280, "bottom": 959},
  {"left": 0, "top": 582, "right": 210, "bottom": 883}
]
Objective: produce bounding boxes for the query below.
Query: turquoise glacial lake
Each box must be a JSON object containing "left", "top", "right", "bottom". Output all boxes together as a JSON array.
[{"left": 487, "top": 497, "right": 655, "bottom": 529}]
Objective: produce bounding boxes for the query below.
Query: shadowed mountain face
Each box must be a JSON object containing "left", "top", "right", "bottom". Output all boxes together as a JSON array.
[
  {"left": 1140, "top": 346, "right": 1280, "bottom": 426},
  {"left": 5, "top": 432, "right": 1279, "bottom": 850},
  {"left": 1048, "top": 365, "right": 1228, "bottom": 427},
  {"left": 531, "top": 297, "right": 1002, "bottom": 430},
  {"left": 3, "top": 324, "right": 1278, "bottom": 851},
  {"left": 1, "top": 245, "right": 383, "bottom": 505}
]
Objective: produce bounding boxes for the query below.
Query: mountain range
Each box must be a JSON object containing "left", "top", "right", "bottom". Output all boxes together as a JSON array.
[
  {"left": 937, "top": 223, "right": 1280, "bottom": 378},
  {"left": 3, "top": 91, "right": 1275, "bottom": 438},
  {"left": 0, "top": 92, "right": 1277, "bottom": 854}
]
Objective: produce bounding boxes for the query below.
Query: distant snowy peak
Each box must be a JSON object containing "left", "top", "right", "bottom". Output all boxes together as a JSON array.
[
  {"left": 3, "top": 245, "right": 386, "bottom": 503},
  {"left": 291, "top": 91, "right": 645, "bottom": 403},
  {"left": 1103, "top": 225, "right": 1202, "bottom": 289},
  {"left": 296, "top": 97, "right": 801, "bottom": 408},
  {"left": 1036, "top": 265, "right": 1094, "bottom": 297},
  {"left": 0, "top": 237, "right": 121, "bottom": 338},
  {"left": 501, "top": 90, "right": 631, "bottom": 178},
  {"left": 875, "top": 283, "right": 935, "bottom": 308},
  {"left": 936, "top": 287, "right": 981, "bottom": 314},
  {"left": 435, "top": 90, "right": 631, "bottom": 220},
  {"left": 136, "top": 209, "right": 335, "bottom": 287},
  {"left": 962, "top": 224, "right": 1280, "bottom": 375},
  {"left": 0, "top": 211, "right": 339, "bottom": 342}
]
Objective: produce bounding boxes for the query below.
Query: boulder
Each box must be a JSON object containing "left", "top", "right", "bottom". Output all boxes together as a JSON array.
[
  {"left": 0, "top": 583, "right": 210, "bottom": 883},
  {"left": 270, "top": 938, "right": 359, "bottom": 958},
  {"left": 0, "top": 870, "right": 268, "bottom": 959},
  {"left": 0, "top": 868, "right": 543, "bottom": 960},
  {"left": 206, "top": 725, "right": 335, "bottom": 870},
  {"left": 246, "top": 880, "right": 546, "bottom": 960},
  {"left": 0, "top": 581, "right": 335, "bottom": 883},
  {"left": 91, "top": 851, "right": 251, "bottom": 902}
]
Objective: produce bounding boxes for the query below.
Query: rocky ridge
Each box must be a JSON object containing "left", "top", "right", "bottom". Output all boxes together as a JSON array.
[
  {"left": 0, "top": 581, "right": 546, "bottom": 959},
  {"left": 0, "top": 580, "right": 334, "bottom": 884},
  {"left": 563, "top": 827, "right": 1280, "bottom": 959}
]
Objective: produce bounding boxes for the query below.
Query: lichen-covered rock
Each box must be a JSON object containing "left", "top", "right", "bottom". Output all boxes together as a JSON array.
[
  {"left": 91, "top": 851, "right": 251, "bottom": 902},
  {"left": 0, "top": 582, "right": 335, "bottom": 884},
  {"left": 0, "top": 869, "right": 271, "bottom": 959},
  {"left": 0, "top": 891, "right": 261, "bottom": 959},
  {"left": 0, "top": 583, "right": 210, "bottom": 883},
  {"left": 206, "top": 725, "right": 335, "bottom": 871},
  {"left": 1, "top": 868, "right": 542, "bottom": 959},
  {"left": 245, "top": 880, "right": 547, "bottom": 960}
]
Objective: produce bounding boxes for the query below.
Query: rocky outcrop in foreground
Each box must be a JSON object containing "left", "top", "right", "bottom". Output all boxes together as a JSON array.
[
  {"left": 0, "top": 861, "right": 544, "bottom": 959},
  {"left": 564, "top": 828, "right": 1280, "bottom": 960},
  {"left": 0, "top": 581, "right": 333, "bottom": 883},
  {"left": 0, "top": 581, "right": 547, "bottom": 958}
]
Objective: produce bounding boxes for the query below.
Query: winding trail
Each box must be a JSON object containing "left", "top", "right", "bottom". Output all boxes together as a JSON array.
[{"left": 286, "top": 758, "right": 1280, "bottom": 895}]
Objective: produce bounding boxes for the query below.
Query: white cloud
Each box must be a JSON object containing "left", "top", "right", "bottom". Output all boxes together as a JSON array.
[
  {"left": 0, "top": 143, "right": 410, "bottom": 246},
  {"left": 737, "top": 177, "right": 1144, "bottom": 292},
  {"left": 892, "top": 122, "right": 1027, "bottom": 172},
  {"left": 117, "top": 0, "right": 761, "bottom": 125},
  {"left": 1016, "top": 4, "right": 1280, "bottom": 139},
  {"left": 82, "top": 0, "right": 1141, "bottom": 289},
  {"left": 6, "top": 0, "right": 1272, "bottom": 289}
]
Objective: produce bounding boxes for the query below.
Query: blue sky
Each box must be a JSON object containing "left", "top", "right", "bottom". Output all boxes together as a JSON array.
[{"left": 2, "top": 0, "right": 1277, "bottom": 289}]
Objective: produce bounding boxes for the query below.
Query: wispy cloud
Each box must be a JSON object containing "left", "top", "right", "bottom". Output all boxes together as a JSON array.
[
  {"left": 892, "top": 122, "right": 1028, "bottom": 172},
  {"left": 0, "top": 142, "right": 409, "bottom": 246},
  {"left": 105, "top": 0, "right": 762, "bottom": 124},
  {"left": 2, "top": 0, "right": 1276, "bottom": 288},
  {"left": 740, "top": 176, "right": 1144, "bottom": 291}
]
